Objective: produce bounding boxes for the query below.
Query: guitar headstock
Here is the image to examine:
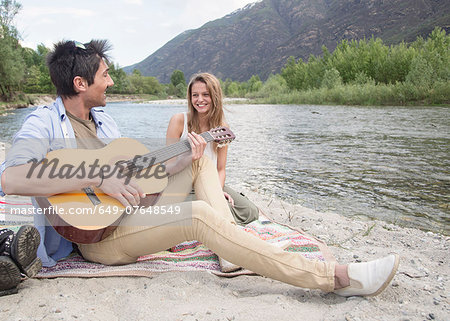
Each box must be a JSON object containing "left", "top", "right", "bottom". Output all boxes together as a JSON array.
[{"left": 208, "top": 127, "right": 235, "bottom": 148}]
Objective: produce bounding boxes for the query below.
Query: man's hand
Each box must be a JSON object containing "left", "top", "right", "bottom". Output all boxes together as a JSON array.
[
  {"left": 188, "top": 132, "right": 207, "bottom": 161},
  {"left": 99, "top": 175, "right": 145, "bottom": 208}
]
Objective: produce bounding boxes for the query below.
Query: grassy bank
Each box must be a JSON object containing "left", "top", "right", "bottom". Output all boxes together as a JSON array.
[
  {"left": 0, "top": 94, "right": 33, "bottom": 115},
  {"left": 248, "top": 79, "right": 450, "bottom": 106}
]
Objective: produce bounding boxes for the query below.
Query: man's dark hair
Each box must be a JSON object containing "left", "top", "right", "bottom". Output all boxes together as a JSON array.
[{"left": 46, "top": 39, "right": 112, "bottom": 98}]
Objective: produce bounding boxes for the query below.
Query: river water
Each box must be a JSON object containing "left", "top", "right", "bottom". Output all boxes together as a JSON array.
[{"left": 1, "top": 102, "right": 449, "bottom": 234}]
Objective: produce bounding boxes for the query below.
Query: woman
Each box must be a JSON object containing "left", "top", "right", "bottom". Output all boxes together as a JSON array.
[{"left": 166, "top": 73, "right": 259, "bottom": 226}]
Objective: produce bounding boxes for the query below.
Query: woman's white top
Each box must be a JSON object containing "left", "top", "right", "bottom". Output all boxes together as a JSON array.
[{"left": 180, "top": 112, "right": 217, "bottom": 164}]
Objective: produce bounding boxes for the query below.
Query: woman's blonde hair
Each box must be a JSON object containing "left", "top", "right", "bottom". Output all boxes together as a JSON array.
[{"left": 187, "top": 73, "right": 225, "bottom": 134}]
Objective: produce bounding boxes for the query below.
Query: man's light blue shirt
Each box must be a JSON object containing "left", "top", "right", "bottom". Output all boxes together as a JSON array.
[{"left": 0, "top": 97, "right": 121, "bottom": 267}]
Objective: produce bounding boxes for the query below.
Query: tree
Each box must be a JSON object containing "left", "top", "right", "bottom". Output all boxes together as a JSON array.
[
  {"left": 321, "top": 68, "right": 342, "bottom": 89},
  {"left": 0, "top": 0, "right": 24, "bottom": 100},
  {"left": 22, "top": 44, "right": 53, "bottom": 93},
  {"left": 168, "top": 69, "right": 186, "bottom": 97},
  {"left": 0, "top": 0, "right": 21, "bottom": 37},
  {"left": 108, "top": 63, "right": 130, "bottom": 94},
  {"left": 170, "top": 69, "right": 186, "bottom": 87},
  {"left": 247, "top": 75, "right": 262, "bottom": 92}
]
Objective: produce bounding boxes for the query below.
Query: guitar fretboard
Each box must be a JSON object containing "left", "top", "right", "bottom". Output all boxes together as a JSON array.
[{"left": 125, "top": 132, "right": 214, "bottom": 172}]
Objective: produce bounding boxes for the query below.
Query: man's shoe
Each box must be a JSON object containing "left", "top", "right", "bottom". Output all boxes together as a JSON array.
[
  {"left": 10, "top": 225, "right": 42, "bottom": 277},
  {"left": 334, "top": 254, "right": 399, "bottom": 297},
  {"left": 0, "top": 256, "right": 21, "bottom": 296}
]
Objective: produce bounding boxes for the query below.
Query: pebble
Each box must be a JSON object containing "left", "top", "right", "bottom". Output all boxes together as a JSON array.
[
  {"left": 345, "top": 315, "right": 362, "bottom": 321},
  {"left": 423, "top": 285, "right": 432, "bottom": 292},
  {"left": 419, "top": 266, "right": 430, "bottom": 275}
]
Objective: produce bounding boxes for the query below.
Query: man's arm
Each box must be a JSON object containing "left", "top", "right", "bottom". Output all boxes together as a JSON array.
[
  {"left": 1, "top": 160, "right": 144, "bottom": 207},
  {"left": 1, "top": 110, "right": 143, "bottom": 206},
  {"left": 1, "top": 162, "right": 100, "bottom": 196}
]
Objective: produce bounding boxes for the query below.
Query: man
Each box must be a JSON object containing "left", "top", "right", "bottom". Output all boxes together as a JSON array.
[{"left": 0, "top": 39, "right": 399, "bottom": 297}]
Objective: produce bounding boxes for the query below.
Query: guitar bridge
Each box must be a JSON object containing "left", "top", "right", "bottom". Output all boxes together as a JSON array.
[{"left": 83, "top": 187, "right": 101, "bottom": 206}]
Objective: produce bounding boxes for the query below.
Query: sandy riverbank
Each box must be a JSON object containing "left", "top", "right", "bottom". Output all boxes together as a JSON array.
[
  {"left": 0, "top": 197, "right": 448, "bottom": 319},
  {"left": 0, "top": 144, "right": 448, "bottom": 320}
]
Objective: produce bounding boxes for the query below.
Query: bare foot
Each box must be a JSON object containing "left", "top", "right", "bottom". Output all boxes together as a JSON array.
[{"left": 334, "top": 264, "right": 350, "bottom": 290}]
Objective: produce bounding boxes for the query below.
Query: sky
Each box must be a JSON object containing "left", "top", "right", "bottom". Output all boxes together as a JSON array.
[{"left": 15, "top": 0, "right": 256, "bottom": 67}]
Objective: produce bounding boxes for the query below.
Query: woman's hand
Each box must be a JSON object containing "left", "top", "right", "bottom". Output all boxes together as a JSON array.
[
  {"left": 224, "top": 191, "right": 235, "bottom": 207},
  {"left": 188, "top": 132, "right": 207, "bottom": 161}
]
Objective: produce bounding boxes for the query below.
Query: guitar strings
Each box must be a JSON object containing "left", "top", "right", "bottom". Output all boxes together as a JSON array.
[{"left": 120, "top": 132, "right": 213, "bottom": 173}]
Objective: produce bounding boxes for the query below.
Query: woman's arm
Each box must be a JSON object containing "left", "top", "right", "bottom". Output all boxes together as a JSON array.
[
  {"left": 216, "top": 144, "right": 228, "bottom": 188},
  {"left": 216, "top": 121, "right": 231, "bottom": 188},
  {"left": 166, "top": 113, "right": 184, "bottom": 145},
  {"left": 165, "top": 113, "right": 206, "bottom": 176},
  {"left": 218, "top": 145, "right": 234, "bottom": 206},
  {"left": 216, "top": 122, "right": 235, "bottom": 206}
]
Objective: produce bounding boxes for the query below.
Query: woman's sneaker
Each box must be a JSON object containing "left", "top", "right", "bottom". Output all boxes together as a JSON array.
[
  {"left": 10, "top": 225, "right": 42, "bottom": 277},
  {"left": 334, "top": 254, "right": 400, "bottom": 297}
]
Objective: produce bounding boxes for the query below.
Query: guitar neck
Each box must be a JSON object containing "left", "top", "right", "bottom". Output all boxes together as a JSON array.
[{"left": 132, "top": 132, "right": 214, "bottom": 169}]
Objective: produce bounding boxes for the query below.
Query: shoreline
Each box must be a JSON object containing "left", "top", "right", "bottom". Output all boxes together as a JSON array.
[{"left": 1, "top": 94, "right": 447, "bottom": 112}]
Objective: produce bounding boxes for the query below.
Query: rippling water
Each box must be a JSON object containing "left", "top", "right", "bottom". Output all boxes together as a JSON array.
[{"left": 1, "top": 102, "right": 449, "bottom": 234}]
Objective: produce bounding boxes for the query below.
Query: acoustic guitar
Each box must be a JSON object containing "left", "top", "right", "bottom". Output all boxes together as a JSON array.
[{"left": 35, "top": 127, "right": 235, "bottom": 244}]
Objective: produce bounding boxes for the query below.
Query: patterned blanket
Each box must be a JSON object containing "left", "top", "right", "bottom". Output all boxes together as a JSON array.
[
  {"left": 36, "top": 218, "right": 334, "bottom": 278},
  {"left": 1, "top": 196, "right": 334, "bottom": 278}
]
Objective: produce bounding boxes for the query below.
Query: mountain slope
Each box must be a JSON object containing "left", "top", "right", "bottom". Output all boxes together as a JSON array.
[{"left": 124, "top": 0, "right": 450, "bottom": 82}]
